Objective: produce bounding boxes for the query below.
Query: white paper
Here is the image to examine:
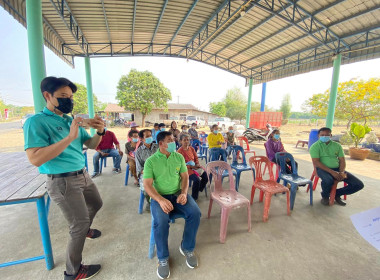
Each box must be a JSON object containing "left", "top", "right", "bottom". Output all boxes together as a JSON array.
[{"left": 350, "top": 206, "right": 380, "bottom": 251}]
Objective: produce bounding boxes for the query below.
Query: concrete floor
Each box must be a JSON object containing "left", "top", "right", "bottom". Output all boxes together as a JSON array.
[{"left": 1, "top": 144, "right": 380, "bottom": 280}]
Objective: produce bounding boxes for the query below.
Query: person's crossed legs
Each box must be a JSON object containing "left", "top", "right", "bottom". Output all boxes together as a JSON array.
[{"left": 316, "top": 167, "right": 364, "bottom": 206}]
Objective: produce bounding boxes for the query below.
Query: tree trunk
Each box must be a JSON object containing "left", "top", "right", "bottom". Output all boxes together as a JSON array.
[{"left": 142, "top": 114, "right": 146, "bottom": 127}]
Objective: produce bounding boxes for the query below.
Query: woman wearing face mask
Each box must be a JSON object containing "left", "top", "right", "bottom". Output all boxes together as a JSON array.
[
  {"left": 169, "top": 121, "right": 181, "bottom": 148},
  {"left": 125, "top": 130, "right": 142, "bottom": 184},
  {"left": 265, "top": 129, "right": 297, "bottom": 174},
  {"left": 226, "top": 126, "right": 236, "bottom": 158},
  {"left": 207, "top": 124, "right": 225, "bottom": 149},
  {"left": 179, "top": 124, "right": 190, "bottom": 141}
]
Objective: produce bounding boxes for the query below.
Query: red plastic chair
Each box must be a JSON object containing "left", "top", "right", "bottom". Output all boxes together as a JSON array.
[
  {"left": 263, "top": 142, "right": 279, "bottom": 181},
  {"left": 307, "top": 169, "right": 347, "bottom": 203},
  {"left": 236, "top": 136, "right": 256, "bottom": 157},
  {"left": 249, "top": 156, "right": 291, "bottom": 222},
  {"left": 206, "top": 161, "right": 251, "bottom": 243}
]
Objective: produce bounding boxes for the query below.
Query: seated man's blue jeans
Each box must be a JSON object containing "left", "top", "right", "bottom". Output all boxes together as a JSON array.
[
  {"left": 151, "top": 194, "right": 201, "bottom": 261},
  {"left": 316, "top": 167, "right": 364, "bottom": 199},
  {"left": 93, "top": 149, "right": 122, "bottom": 174}
]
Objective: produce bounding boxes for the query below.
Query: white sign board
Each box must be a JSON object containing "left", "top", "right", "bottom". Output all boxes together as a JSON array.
[{"left": 350, "top": 206, "right": 380, "bottom": 251}]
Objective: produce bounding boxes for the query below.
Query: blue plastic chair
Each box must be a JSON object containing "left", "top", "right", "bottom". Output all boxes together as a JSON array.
[
  {"left": 138, "top": 190, "right": 145, "bottom": 214},
  {"left": 124, "top": 164, "right": 130, "bottom": 186},
  {"left": 275, "top": 152, "right": 313, "bottom": 210},
  {"left": 190, "top": 139, "right": 200, "bottom": 152},
  {"left": 149, "top": 211, "right": 185, "bottom": 259},
  {"left": 99, "top": 157, "right": 107, "bottom": 173},
  {"left": 208, "top": 148, "right": 236, "bottom": 183},
  {"left": 230, "top": 145, "right": 255, "bottom": 191}
]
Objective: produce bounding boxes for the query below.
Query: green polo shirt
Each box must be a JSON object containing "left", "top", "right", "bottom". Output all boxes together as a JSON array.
[
  {"left": 143, "top": 150, "right": 187, "bottom": 195},
  {"left": 23, "top": 107, "right": 92, "bottom": 174},
  {"left": 309, "top": 139, "right": 345, "bottom": 169}
]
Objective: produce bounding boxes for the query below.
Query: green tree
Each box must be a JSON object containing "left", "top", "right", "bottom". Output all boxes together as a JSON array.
[
  {"left": 116, "top": 69, "right": 171, "bottom": 126},
  {"left": 250, "top": 101, "right": 274, "bottom": 112},
  {"left": 72, "top": 84, "right": 103, "bottom": 115},
  {"left": 303, "top": 78, "right": 380, "bottom": 128},
  {"left": 280, "top": 93, "right": 292, "bottom": 120},
  {"left": 209, "top": 102, "right": 226, "bottom": 116},
  {"left": 224, "top": 87, "right": 246, "bottom": 120}
]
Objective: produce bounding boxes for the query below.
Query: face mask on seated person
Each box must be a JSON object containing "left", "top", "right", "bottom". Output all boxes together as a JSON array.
[
  {"left": 55, "top": 97, "right": 74, "bottom": 114},
  {"left": 132, "top": 138, "right": 139, "bottom": 143},
  {"left": 229, "top": 130, "right": 234, "bottom": 133},
  {"left": 160, "top": 128, "right": 165, "bottom": 131},
  {"left": 273, "top": 134, "right": 280, "bottom": 140},
  {"left": 320, "top": 136, "right": 331, "bottom": 143},
  {"left": 166, "top": 142, "right": 176, "bottom": 153},
  {"left": 145, "top": 137, "right": 153, "bottom": 144},
  {"left": 213, "top": 130, "right": 218, "bottom": 134}
]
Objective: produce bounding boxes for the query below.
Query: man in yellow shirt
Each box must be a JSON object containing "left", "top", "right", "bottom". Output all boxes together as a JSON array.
[{"left": 207, "top": 124, "right": 225, "bottom": 148}]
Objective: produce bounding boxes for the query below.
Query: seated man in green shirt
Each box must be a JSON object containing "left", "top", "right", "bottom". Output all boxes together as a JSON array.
[
  {"left": 23, "top": 77, "right": 105, "bottom": 280},
  {"left": 309, "top": 127, "right": 364, "bottom": 206},
  {"left": 143, "top": 131, "right": 201, "bottom": 279}
]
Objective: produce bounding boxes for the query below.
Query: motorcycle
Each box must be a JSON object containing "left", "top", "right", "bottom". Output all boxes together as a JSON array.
[{"left": 243, "top": 123, "right": 274, "bottom": 143}]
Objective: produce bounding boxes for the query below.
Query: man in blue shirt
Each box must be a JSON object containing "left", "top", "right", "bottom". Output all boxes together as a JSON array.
[{"left": 23, "top": 77, "right": 105, "bottom": 280}]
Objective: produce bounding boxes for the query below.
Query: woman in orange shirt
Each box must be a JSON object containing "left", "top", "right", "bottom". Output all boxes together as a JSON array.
[{"left": 177, "top": 134, "right": 208, "bottom": 201}]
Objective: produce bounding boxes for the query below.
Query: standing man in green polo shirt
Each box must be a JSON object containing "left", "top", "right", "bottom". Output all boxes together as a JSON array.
[
  {"left": 23, "top": 77, "right": 105, "bottom": 280},
  {"left": 143, "top": 131, "right": 201, "bottom": 279},
  {"left": 309, "top": 127, "right": 364, "bottom": 206}
]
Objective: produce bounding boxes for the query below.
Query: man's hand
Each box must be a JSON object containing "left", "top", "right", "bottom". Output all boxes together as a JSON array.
[
  {"left": 176, "top": 193, "right": 187, "bottom": 205},
  {"left": 100, "top": 152, "right": 109, "bottom": 157},
  {"left": 194, "top": 164, "right": 201, "bottom": 169},
  {"left": 158, "top": 198, "right": 174, "bottom": 214},
  {"left": 331, "top": 171, "right": 344, "bottom": 181},
  {"left": 118, "top": 150, "right": 123, "bottom": 156},
  {"left": 89, "top": 115, "right": 105, "bottom": 132},
  {"left": 68, "top": 117, "right": 82, "bottom": 141}
]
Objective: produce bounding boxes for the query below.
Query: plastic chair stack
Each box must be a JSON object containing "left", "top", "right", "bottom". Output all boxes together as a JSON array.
[
  {"left": 275, "top": 152, "right": 313, "bottom": 210},
  {"left": 229, "top": 145, "right": 254, "bottom": 191},
  {"left": 206, "top": 161, "right": 251, "bottom": 243},
  {"left": 249, "top": 156, "right": 290, "bottom": 222}
]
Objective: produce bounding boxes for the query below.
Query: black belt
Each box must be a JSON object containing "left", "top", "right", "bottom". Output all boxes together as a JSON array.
[{"left": 47, "top": 168, "right": 85, "bottom": 178}]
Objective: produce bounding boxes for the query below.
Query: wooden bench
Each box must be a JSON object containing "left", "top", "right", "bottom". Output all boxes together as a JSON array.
[
  {"left": 0, "top": 152, "right": 53, "bottom": 270},
  {"left": 295, "top": 140, "right": 308, "bottom": 148}
]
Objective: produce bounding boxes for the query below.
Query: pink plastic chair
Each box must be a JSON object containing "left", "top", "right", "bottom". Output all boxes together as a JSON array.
[
  {"left": 206, "top": 161, "right": 251, "bottom": 243},
  {"left": 236, "top": 136, "right": 256, "bottom": 159},
  {"left": 249, "top": 156, "right": 290, "bottom": 222}
]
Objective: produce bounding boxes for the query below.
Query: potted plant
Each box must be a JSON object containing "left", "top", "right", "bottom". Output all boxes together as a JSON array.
[
  {"left": 348, "top": 123, "right": 371, "bottom": 160},
  {"left": 362, "top": 131, "right": 380, "bottom": 153}
]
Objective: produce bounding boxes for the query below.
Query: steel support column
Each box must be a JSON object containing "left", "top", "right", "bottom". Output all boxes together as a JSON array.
[
  {"left": 326, "top": 54, "right": 341, "bottom": 129},
  {"left": 260, "top": 82, "right": 266, "bottom": 112},
  {"left": 246, "top": 78, "right": 253, "bottom": 128},
  {"left": 84, "top": 56, "right": 95, "bottom": 135},
  {"left": 26, "top": 0, "right": 46, "bottom": 113}
]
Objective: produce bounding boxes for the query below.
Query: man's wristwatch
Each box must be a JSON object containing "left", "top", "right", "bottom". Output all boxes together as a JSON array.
[{"left": 97, "top": 129, "right": 106, "bottom": 136}]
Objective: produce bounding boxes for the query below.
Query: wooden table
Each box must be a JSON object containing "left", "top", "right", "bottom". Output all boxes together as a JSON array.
[{"left": 0, "top": 152, "right": 53, "bottom": 270}]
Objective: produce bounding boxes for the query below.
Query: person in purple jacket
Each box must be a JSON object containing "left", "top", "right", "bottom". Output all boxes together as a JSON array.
[{"left": 265, "top": 129, "right": 298, "bottom": 174}]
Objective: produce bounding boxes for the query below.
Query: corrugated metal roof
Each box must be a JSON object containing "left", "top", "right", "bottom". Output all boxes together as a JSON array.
[{"left": 1, "top": 0, "right": 379, "bottom": 84}]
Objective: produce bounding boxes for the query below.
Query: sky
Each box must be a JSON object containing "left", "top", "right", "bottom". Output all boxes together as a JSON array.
[{"left": 0, "top": 7, "right": 379, "bottom": 112}]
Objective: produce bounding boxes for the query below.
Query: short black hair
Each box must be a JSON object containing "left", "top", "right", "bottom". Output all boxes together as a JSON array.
[
  {"left": 159, "top": 123, "right": 165, "bottom": 128},
  {"left": 181, "top": 124, "right": 188, "bottom": 130},
  {"left": 157, "top": 131, "right": 172, "bottom": 144},
  {"left": 191, "top": 123, "right": 197, "bottom": 126},
  {"left": 211, "top": 124, "right": 218, "bottom": 129},
  {"left": 318, "top": 127, "right": 332, "bottom": 134},
  {"left": 128, "top": 129, "right": 139, "bottom": 138},
  {"left": 41, "top": 76, "right": 77, "bottom": 100},
  {"left": 139, "top": 129, "right": 151, "bottom": 139},
  {"left": 154, "top": 123, "right": 159, "bottom": 127}
]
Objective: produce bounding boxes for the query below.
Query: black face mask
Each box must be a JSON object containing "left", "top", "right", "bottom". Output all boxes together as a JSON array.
[{"left": 55, "top": 98, "right": 74, "bottom": 114}]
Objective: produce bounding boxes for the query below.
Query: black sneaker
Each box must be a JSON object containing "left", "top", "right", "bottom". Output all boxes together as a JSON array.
[
  {"left": 91, "top": 173, "right": 100, "bottom": 179},
  {"left": 320, "top": 197, "right": 329, "bottom": 206},
  {"left": 335, "top": 196, "right": 347, "bottom": 206},
  {"left": 157, "top": 259, "right": 170, "bottom": 279},
  {"left": 86, "top": 228, "right": 101, "bottom": 240},
  {"left": 64, "top": 264, "right": 101, "bottom": 280}
]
